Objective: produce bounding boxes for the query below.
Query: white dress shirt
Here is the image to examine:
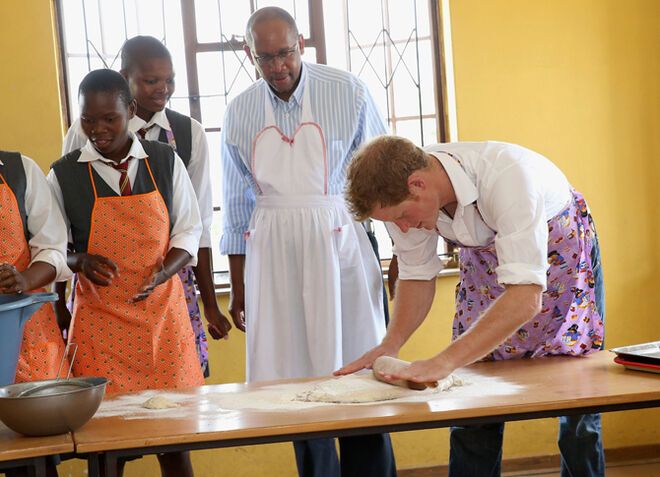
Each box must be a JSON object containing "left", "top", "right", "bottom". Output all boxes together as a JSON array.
[
  {"left": 0, "top": 155, "right": 70, "bottom": 281},
  {"left": 387, "top": 141, "right": 572, "bottom": 289},
  {"left": 48, "top": 133, "right": 202, "bottom": 273},
  {"left": 62, "top": 110, "right": 213, "bottom": 248}
]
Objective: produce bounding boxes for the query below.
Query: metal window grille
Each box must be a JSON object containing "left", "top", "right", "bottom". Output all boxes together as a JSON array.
[{"left": 55, "top": 0, "right": 451, "bottom": 273}]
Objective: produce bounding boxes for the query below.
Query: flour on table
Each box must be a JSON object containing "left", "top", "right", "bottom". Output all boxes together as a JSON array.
[
  {"left": 295, "top": 373, "right": 462, "bottom": 404},
  {"left": 142, "top": 395, "right": 180, "bottom": 409},
  {"left": 94, "top": 370, "right": 528, "bottom": 419}
]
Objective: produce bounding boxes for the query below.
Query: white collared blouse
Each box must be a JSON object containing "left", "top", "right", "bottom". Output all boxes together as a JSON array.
[{"left": 62, "top": 110, "right": 213, "bottom": 249}]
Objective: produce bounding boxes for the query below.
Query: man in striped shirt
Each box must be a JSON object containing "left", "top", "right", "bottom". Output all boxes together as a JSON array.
[{"left": 220, "top": 6, "right": 397, "bottom": 477}]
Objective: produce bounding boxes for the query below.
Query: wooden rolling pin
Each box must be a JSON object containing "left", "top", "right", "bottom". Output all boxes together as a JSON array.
[{"left": 372, "top": 356, "right": 439, "bottom": 390}]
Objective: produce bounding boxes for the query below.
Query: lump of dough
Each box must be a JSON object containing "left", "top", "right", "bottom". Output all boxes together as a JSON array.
[
  {"left": 142, "top": 395, "right": 179, "bottom": 409},
  {"left": 295, "top": 373, "right": 463, "bottom": 404}
]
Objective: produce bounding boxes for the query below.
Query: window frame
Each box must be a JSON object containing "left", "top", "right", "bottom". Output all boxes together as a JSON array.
[{"left": 53, "top": 0, "right": 456, "bottom": 283}]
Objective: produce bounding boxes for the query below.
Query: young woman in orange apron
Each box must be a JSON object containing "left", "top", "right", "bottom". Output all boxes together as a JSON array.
[
  {"left": 60, "top": 36, "right": 232, "bottom": 378},
  {"left": 49, "top": 69, "right": 203, "bottom": 477},
  {"left": 0, "top": 151, "right": 69, "bottom": 383},
  {"left": 65, "top": 157, "right": 204, "bottom": 392}
]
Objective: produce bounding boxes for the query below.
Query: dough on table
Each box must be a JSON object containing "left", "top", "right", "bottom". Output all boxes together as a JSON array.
[
  {"left": 142, "top": 395, "right": 179, "bottom": 409},
  {"left": 295, "top": 373, "right": 460, "bottom": 404}
]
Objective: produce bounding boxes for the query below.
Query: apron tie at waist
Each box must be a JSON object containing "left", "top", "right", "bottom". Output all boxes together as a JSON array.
[{"left": 256, "top": 195, "right": 345, "bottom": 209}]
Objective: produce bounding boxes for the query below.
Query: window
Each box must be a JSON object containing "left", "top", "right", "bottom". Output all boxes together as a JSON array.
[{"left": 55, "top": 0, "right": 453, "bottom": 280}]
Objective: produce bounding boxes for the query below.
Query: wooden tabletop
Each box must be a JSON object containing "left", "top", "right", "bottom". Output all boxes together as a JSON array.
[
  {"left": 0, "top": 424, "right": 73, "bottom": 462},
  {"left": 74, "top": 351, "right": 660, "bottom": 454}
]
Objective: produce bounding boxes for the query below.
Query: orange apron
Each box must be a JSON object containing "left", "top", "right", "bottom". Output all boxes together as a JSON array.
[
  {"left": 0, "top": 172, "right": 68, "bottom": 382},
  {"left": 70, "top": 161, "right": 204, "bottom": 393}
]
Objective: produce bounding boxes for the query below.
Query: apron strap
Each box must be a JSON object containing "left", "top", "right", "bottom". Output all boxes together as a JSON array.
[
  {"left": 262, "top": 71, "right": 314, "bottom": 126},
  {"left": 143, "top": 158, "right": 159, "bottom": 192},
  {"left": 87, "top": 163, "right": 99, "bottom": 199},
  {"left": 86, "top": 158, "right": 159, "bottom": 199},
  {"left": 300, "top": 77, "right": 313, "bottom": 123},
  {"left": 164, "top": 129, "right": 177, "bottom": 151},
  {"left": 263, "top": 85, "right": 276, "bottom": 127},
  {"left": 438, "top": 151, "right": 488, "bottom": 232}
]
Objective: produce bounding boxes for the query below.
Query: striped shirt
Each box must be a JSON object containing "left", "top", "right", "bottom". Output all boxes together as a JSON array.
[{"left": 220, "top": 62, "right": 387, "bottom": 255}]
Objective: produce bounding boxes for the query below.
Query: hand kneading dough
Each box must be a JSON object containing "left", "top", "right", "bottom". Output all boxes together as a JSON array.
[
  {"left": 142, "top": 395, "right": 179, "bottom": 409},
  {"left": 295, "top": 373, "right": 461, "bottom": 404},
  {"left": 372, "top": 356, "right": 439, "bottom": 390}
]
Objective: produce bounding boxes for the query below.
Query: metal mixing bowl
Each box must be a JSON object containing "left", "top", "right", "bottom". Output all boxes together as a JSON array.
[{"left": 0, "top": 377, "right": 107, "bottom": 436}]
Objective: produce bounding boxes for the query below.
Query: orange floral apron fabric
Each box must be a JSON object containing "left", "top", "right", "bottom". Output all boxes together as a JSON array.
[
  {"left": 0, "top": 172, "right": 68, "bottom": 382},
  {"left": 70, "top": 161, "right": 203, "bottom": 393}
]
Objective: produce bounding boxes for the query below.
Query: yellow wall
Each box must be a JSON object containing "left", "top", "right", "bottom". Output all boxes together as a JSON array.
[
  {"left": 0, "top": 0, "right": 65, "bottom": 164},
  {"left": 447, "top": 0, "right": 660, "bottom": 465},
  {"left": 1, "top": 0, "right": 658, "bottom": 475}
]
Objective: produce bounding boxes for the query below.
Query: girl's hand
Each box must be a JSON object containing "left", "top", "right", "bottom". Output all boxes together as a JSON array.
[
  {"left": 228, "top": 287, "right": 246, "bottom": 332},
  {"left": 0, "top": 264, "right": 27, "bottom": 294},
  {"left": 77, "top": 254, "right": 119, "bottom": 286},
  {"left": 54, "top": 300, "right": 72, "bottom": 341},
  {"left": 131, "top": 258, "right": 168, "bottom": 303},
  {"left": 204, "top": 305, "right": 232, "bottom": 340}
]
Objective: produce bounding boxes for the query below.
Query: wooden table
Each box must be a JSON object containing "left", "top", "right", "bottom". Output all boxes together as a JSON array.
[
  {"left": 74, "top": 352, "right": 660, "bottom": 477},
  {"left": 0, "top": 423, "right": 73, "bottom": 477}
]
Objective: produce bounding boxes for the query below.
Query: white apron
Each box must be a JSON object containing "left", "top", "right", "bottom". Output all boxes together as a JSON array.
[{"left": 245, "top": 80, "right": 385, "bottom": 382}]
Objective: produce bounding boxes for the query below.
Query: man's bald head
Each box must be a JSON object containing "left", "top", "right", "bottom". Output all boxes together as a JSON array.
[{"left": 245, "top": 6, "right": 299, "bottom": 48}]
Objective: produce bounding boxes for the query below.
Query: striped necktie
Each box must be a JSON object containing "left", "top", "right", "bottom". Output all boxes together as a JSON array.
[
  {"left": 112, "top": 159, "right": 132, "bottom": 196},
  {"left": 137, "top": 124, "right": 156, "bottom": 140}
]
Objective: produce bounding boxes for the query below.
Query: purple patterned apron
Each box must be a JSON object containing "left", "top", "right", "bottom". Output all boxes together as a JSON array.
[
  {"left": 164, "top": 129, "right": 209, "bottom": 377},
  {"left": 453, "top": 189, "right": 604, "bottom": 360},
  {"left": 177, "top": 265, "right": 208, "bottom": 377}
]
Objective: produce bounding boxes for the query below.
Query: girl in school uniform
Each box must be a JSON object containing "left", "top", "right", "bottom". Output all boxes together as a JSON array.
[
  {"left": 62, "top": 36, "right": 231, "bottom": 378},
  {"left": 50, "top": 69, "right": 203, "bottom": 477},
  {"left": 0, "top": 150, "right": 69, "bottom": 383}
]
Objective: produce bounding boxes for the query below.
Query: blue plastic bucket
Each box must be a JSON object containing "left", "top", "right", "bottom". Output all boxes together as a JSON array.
[{"left": 0, "top": 292, "right": 58, "bottom": 386}]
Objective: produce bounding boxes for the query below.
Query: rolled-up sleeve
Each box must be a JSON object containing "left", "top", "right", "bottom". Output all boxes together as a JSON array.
[
  {"left": 23, "top": 157, "right": 71, "bottom": 281},
  {"left": 486, "top": 165, "right": 549, "bottom": 289},
  {"left": 220, "top": 108, "right": 255, "bottom": 255},
  {"left": 386, "top": 222, "right": 444, "bottom": 280},
  {"left": 168, "top": 154, "right": 202, "bottom": 265}
]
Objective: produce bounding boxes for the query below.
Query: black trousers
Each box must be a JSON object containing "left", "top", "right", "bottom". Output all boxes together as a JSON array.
[{"left": 293, "top": 434, "right": 397, "bottom": 477}]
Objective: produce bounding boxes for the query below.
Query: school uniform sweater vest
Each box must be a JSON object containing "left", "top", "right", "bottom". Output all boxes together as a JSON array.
[
  {"left": 161, "top": 108, "right": 192, "bottom": 168},
  {"left": 51, "top": 140, "right": 175, "bottom": 254},
  {"left": 0, "top": 151, "right": 29, "bottom": 240}
]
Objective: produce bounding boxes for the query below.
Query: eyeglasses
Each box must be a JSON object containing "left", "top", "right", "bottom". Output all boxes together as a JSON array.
[{"left": 252, "top": 44, "right": 298, "bottom": 67}]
